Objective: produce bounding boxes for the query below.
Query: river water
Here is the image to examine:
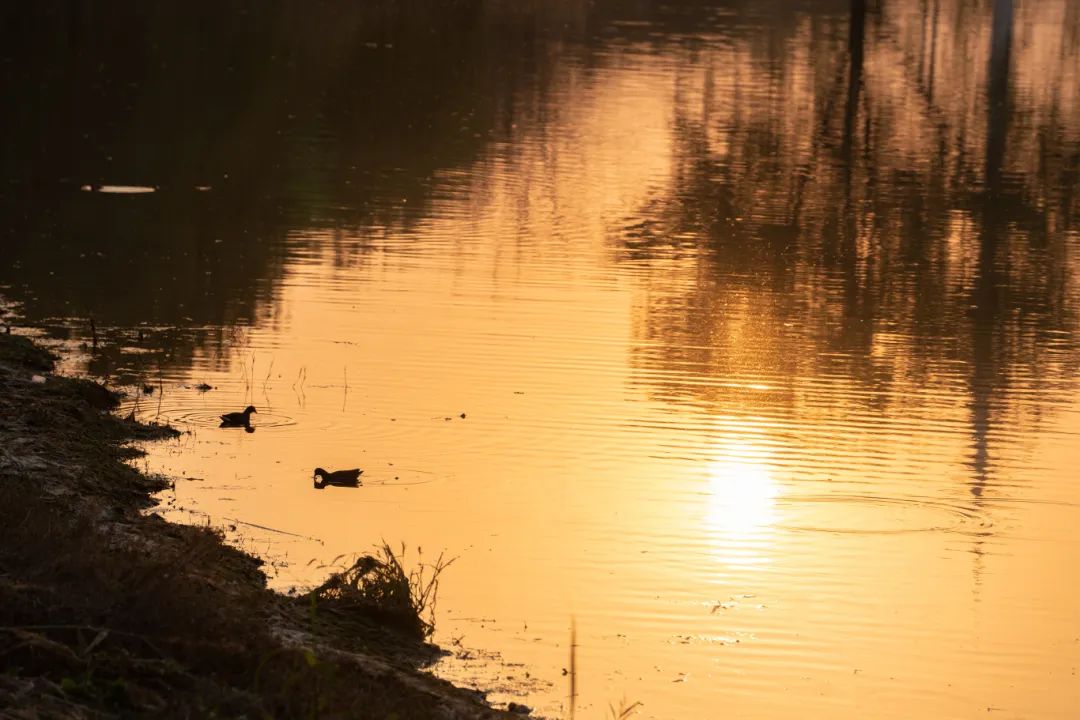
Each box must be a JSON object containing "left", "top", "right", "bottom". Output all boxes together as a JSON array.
[{"left": 2, "top": 2, "right": 1079, "bottom": 718}]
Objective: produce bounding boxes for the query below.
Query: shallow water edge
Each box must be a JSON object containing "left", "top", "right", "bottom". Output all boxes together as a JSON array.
[{"left": 0, "top": 331, "right": 520, "bottom": 719}]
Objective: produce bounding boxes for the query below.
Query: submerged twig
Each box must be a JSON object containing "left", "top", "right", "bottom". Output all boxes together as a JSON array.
[
  {"left": 569, "top": 618, "right": 577, "bottom": 720},
  {"left": 293, "top": 366, "right": 307, "bottom": 407},
  {"left": 223, "top": 517, "right": 321, "bottom": 542}
]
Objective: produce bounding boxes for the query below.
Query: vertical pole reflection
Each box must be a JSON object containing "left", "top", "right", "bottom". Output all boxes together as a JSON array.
[
  {"left": 840, "top": 0, "right": 867, "bottom": 341},
  {"left": 927, "top": 0, "right": 940, "bottom": 103},
  {"left": 969, "top": 0, "right": 1013, "bottom": 497},
  {"left": 843, "top": 0, "right": 866, "bottom": 154},
  {"left": 985, "top": 0, "right": 1013, "bottom": 196}
]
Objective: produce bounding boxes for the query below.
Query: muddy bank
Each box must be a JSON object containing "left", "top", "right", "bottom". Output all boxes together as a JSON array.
[{"left": 0, "top": 333, "right": 514, "bottom": 719}]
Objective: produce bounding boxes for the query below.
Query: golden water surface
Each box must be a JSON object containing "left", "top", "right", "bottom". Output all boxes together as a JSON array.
[{"left": 2, "top": 1, "right": 1079, "bottom": 717}]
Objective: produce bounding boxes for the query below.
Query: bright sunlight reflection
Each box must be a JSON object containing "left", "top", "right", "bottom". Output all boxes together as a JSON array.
[{"left": 704, "top": 440, "right": 778, "bottom": 565}]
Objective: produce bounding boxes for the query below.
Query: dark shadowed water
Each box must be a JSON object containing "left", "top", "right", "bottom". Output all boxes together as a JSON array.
[{"left": 2, "top": 2, "right": 1079, "bottom": 717}]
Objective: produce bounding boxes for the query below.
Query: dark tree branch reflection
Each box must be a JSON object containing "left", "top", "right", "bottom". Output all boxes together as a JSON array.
[{"left": 615, "top": 0, "right": 1080, "bottom": 493}]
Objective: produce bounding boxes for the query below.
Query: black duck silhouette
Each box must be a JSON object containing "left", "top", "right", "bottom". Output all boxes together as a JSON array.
[
  {"left": 220, "top": 405, "right": 257, "bottom": 427},
  {"left": 313, "top": 468, "right": 363, "bottom": 489}
]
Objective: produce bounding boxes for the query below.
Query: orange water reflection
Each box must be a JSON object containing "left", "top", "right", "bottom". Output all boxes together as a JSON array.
[
  {"left": 3, "top": 0, "right": 1080, "bottom": 718},
  {"left": 704, "top": 437, "right": 778, "bottom": 566}
]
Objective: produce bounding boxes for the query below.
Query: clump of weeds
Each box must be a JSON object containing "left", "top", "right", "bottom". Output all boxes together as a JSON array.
[{"left": 307, "top": 543, "right": 455, "bottom": 641}]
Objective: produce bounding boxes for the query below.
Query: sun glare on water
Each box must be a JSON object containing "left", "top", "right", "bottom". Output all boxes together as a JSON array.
[{"left": 704, "top": 439, "right": 779, "bottom": 566}]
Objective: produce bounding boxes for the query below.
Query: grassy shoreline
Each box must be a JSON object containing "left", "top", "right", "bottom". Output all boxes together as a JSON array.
[{"left": 0, "top": 333, "right": 513, "bottom": 719}]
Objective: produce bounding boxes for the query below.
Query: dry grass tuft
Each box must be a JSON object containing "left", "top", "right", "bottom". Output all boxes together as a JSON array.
[
  {"left": 309, "top": 543, "right": 455, "bottom": 640},
  {"left": 608, "top": 699, "right": 643, "bottom": 719}
]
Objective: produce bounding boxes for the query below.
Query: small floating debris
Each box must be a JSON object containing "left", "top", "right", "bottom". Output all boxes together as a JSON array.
[
  {"left": 436, "top": 412, "right": 468, "bottom": 421},
  {"left": 194, "top": 383, "right": 214, "bottom": 392},
  {"left": 194, "top": 185, "right": 212, "bottom": 192},
  {"left": 97, "top": 185, "right": 156, "bottom": 194},
  {"left": 142, "top": 384, "right": 155, "bottom": 395}
]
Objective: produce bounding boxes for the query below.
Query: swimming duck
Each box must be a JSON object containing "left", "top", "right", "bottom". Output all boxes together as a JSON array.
[
  {"left": 313, "top": 468, "right": 363, "bottom": 489},
  {"left": 220, "top": 405, "right": 257, "bottom": 426}
]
